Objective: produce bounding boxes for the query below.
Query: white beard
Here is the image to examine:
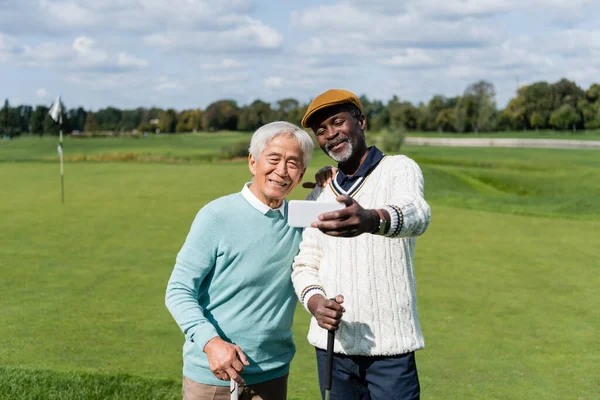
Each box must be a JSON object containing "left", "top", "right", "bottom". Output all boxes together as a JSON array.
[{"left": 327, "top": 140, "right": 354, "bottom": 163}]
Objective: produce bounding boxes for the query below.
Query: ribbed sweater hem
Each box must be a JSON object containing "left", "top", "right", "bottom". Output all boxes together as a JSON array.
[{"left": 183, "top": 364, "right": 290, "bottom": 387}]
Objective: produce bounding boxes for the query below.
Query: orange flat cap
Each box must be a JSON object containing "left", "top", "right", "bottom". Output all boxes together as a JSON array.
[{"left": 301, "top": 89, "right": 363, "bottom": 128}]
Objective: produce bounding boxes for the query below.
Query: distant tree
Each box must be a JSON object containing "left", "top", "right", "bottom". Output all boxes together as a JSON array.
[
  {"left": 522, "top": 82, "right": 553, "bottom": 129},
  {"left": 237, "top": 100, "right": 274, "bottom": 131},
  {"left": 287, "top": 103, "right": 308, "bottom": 128},
  {"left": 0, "top": 99, "right": 21, "bottom": 137},
  {"left": 43, "top": 114, "right": 60, "bottom": 135},
  {"left": 0, "top": 99, "right": 10, "bottom": 137},
  {"left": 84, "top": 112, "right": 100, "bottom": 132},
  {"left": 591, "top": 106, "right": 600, "bottom": 130},
  {"left": 158, "top": 109, "right": 177, "bottom": 133},
  {"left": 586, "top": 84, "right": 600, "bottom": 103},
  {"left": 368, "top": 104, "right": 389, "bottom": 132},
  {"left": 359, "top": 95, "right": 388, "bottom": 131},
  {"left": 550, "top": 104, "right": 581, "bottom": 131},
  {"left": 95, "top": 107, "right": 123, "bottom": 131},
  {"left": 416, "top": 102, "right": 428, "bottom": 131},
  {"left": 203, "top": 100, "right": 239, "bottom": 131},
  {"left": 464, "top": 80, "right": 497, "bottom": 133},
  {"left": 68, "top": 107, "right": 87, "bottom": 132},
  {"left": 30, "top": 105, "right": 49, "bottom": 135},
  {"left": 389, "top": 101, "right": 420, "bottom": 131},
  {"left": 9, "top": 107, "right": 22, "bottom": 137},
  {"left": 377, "top": 128, "right": 405, "bottom": 154},
  {"left": 274, "top": 98, "right": 300, "bottom": 121},
  {"left": 424, "top": 95, "right": 446, "bottom": 131},
  {"left": 17, "top": 105, "right": 33, "bottom": 134},
  {"left": 137, "top": 122, "right": 154, "bottom": 133},
  {"left": 119, "top": 109, "right": 143, "bottom": 131},
  {"left": 577, "top": 99, "right": 600, "bottom": 129},
  {"left": 454, "top": 96, "right": 466, "bottom": 133},
  {"left": 435, "top": 108, "right": 456, "bottom": 132},
  {"left": 551, "top": 79, "right": 585, "bottom": 110},
  {"left": 189, "top": 109, "right": 203, "bottom": 131},
  {"left": 501, "top": 87, "right": 528, "bottom": 130},
  {"left": 529, "top": 112, "right": 545, "bottom": 131},
  {"left": 176, "top": 110, "right": 192, "bottom": 133}
]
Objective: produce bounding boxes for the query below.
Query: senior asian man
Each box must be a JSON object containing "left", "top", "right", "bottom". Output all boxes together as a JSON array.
[{"left": 166, "top": 121, "right": 314, "bottom": 400}]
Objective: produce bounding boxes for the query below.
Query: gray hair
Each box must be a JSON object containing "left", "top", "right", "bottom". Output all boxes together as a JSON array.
[{"left": 249, "top": 121, "right": 313, "bottom": 167}]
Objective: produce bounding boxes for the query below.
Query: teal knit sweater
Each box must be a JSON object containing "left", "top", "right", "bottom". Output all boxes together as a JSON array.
[{"left": 166, "top": 193, "right": 302, "bottom": 386}]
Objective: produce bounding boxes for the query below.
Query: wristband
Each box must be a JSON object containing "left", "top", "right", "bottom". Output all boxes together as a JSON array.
[{"left": 374, "top": 209, "right": 389, "bottom": 235}]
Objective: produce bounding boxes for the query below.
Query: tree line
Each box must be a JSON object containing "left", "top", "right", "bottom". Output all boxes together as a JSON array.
[{"left": 2, "top": 78, "right": 600, "bottom": 138}]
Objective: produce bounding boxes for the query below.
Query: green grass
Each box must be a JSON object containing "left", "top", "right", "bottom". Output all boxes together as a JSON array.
[
  {"left": 0, "top": 135, "right": 599, "bottom": 399},
  {"left": 0, "top": 132, "right": 250, "bottom": 163},
  {"left": 405, "top": 129, "right": 600, "bottom": 140},
  {"left": 0, "top": 367, "right": 180, "bottom": 400}
]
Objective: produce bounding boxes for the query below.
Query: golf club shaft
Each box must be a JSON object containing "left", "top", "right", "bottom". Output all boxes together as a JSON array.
[
  {"left": 230, "top": 380, "right": 238, "bottom": 400},
  {"left": 325, "top": 329, "right": 335, "bottom": 396}
]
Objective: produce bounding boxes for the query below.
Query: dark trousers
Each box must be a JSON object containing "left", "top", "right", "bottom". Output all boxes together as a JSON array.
[{"left": 315, "top": 348, "right": 420, "bottom": 400}]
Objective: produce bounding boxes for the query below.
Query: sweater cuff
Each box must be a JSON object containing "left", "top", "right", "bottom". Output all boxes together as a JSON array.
[
  {"left": 189, "top": 322, "right": 220, "bottom": 352},
  {"left": 383, "top": 205, "right": 403, "bottom": 237},
  {"left": 300, "top": 285, "right": 326, "bottom": 312}
]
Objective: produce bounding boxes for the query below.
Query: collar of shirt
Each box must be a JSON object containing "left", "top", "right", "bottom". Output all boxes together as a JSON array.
[
  {"left": 241, "top": 183, "right": 286, "bottom": 216},
  {"left": 335, "top": 146, "right": 385, "bottom": 192}
]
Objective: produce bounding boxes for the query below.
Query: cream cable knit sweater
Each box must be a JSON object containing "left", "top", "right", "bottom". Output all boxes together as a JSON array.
[{"left": 292, "top": 155, "right": 431, "bottom": 356}]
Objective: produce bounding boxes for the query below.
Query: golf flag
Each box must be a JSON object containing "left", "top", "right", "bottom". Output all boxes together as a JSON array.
[
  {"left": 50, "top": 95, "right": 66, "bottom": 203},
  {"left": 49, "top": 96, "right": 63, "bottom": 124}
]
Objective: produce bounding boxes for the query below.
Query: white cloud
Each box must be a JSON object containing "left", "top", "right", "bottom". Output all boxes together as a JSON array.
[
  {"left": 117, "top": 52, "right": 149, "bottom": 69},
  {"left": 293, "top": 4, "right": 494, "bottom": 54},
  {"left": 410, "top": 0, "right": 514, "bottom": 19},
  {"left": 0, "top": 34, "right": 148, "bottom": 73},
  {"left": 2, "top": 0, "right": 600, "bottom": 110},
  {"left": 380, "top": 49, "right": 440, "bottom": 68},
  {"left": 72, "top": 36, "right": 95, "bottom": 54},
  {"left": 264, "top": 77, "right": 284, "bottom": 90},
  {"left": 36, "top": 88, "right": 50, "bottom": 99},
  {"left": 0, "top": 0, "right": 269, "bottom": 37},
  {"left": 347, "top": 0, "right": 595, "bottom": 21},
  {"left": 39, "top": 0, "right": 97, "bottom": 27},
  {"left": 544, "top": 29, "right": 600, "bottom": 54},
  {"left": 291, "top": 3, "right": 371, "bottom": 29},
  {"left": 154, "top": 76, "right": 183, "bottom": 92},
  {"left": 205, "top": 73, "right": 250, "bottom": 84},
  {"left": 200, "top": 58, "right": 247, "bottom": 70},
  {"left": 0, "top": 34, "right": 22, "bottom": 62},
  {"left": 144, "top": 17, "right": 283, "bottom": 53}
]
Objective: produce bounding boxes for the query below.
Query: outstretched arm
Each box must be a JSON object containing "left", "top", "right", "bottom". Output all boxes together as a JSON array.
[{"left": 311, "top": 156, "right": 430, "bottom": 238}]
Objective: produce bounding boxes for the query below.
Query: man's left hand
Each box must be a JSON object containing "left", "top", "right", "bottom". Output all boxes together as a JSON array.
[{"left": 312, "top": 195, "right": 378, "bottom": 237}]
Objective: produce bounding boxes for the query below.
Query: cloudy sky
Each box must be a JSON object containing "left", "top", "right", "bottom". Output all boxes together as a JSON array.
[{"left": 2, "top": 0, "right": 600, "bottom": 111}]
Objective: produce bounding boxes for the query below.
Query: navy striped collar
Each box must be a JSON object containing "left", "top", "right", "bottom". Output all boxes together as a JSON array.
[{"left": 331, "top": 146, "right": 385, "bottom": 197}]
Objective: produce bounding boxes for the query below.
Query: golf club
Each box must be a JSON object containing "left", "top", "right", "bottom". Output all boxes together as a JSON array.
[
  {"left": 230, "top": 379, "right": 238, "bottom": 400},
  {"left": 325, "top": 328, "right": 335, "bottom": 400}
]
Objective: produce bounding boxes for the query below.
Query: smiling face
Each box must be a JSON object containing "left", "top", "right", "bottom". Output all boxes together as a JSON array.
[
  {"left": 311, "top": 106, "right": 367, "bottom": 163},
  {"left": 248, "top": 133, "right": 306, "bottom": 208}
]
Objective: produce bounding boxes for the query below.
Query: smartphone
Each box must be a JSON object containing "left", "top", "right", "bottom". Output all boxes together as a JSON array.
[{"left": 287, "top": 200, "right": 345, "bottom": 227}]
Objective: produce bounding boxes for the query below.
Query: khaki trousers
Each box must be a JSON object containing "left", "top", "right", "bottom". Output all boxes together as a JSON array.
[{"left": 182, "top": 374, "right": 288, "bottom": 400}]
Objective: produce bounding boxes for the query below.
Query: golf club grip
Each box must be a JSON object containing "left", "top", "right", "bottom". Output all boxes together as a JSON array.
[{"left": 325, "top": 329, "right": 335, "bottom": 390}]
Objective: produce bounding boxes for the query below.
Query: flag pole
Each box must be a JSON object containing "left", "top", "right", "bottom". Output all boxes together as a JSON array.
[
  {"left": 50, "top": 95, "right": 65, "bottom": 203},
  {"left": 59, "top": 127, "right": 64, "bottom": 203}
]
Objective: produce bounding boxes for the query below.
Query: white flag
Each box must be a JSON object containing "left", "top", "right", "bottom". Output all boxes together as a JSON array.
[{"left": 49, "top": 96, "right": 63, "bottom": 124}]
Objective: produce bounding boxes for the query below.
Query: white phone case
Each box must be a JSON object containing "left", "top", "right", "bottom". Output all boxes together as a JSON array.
[{"left": 287, "top": 200, "right": 345, "bottom": 227}]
